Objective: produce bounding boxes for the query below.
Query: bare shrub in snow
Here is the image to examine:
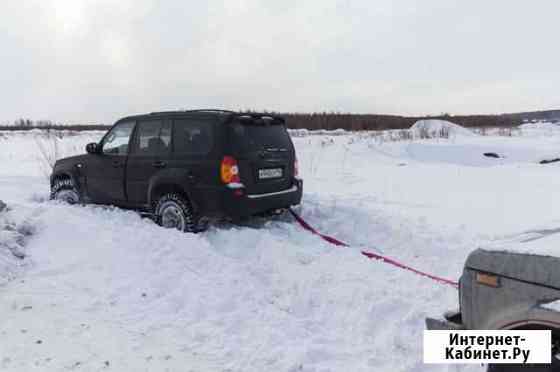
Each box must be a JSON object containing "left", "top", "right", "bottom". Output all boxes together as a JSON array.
[
  {"left": 498, "top": 127, "right": 518, "bottom": 137},
  {"left": 416, "top": 124, "right": 450, "bottom": 139},
  {"left": 397, "top": 130, "right": 413, "bottom": 141},
  {"left": 35, "top": 134, "right": 60, "bottom": 180},
  {"left": 320, "top": 138, "right": 335, "bottom": 147}
]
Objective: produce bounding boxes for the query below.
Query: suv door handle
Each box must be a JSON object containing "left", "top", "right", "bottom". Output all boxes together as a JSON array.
[
  {"left": 186, "top": 171, "right": 196, "bottom": 181},
  {"left": 152, "top": 161, "right": 166, "bottom": 168},
  {"left": 112, "top": 160, "right": 123, "bottom": 168}
]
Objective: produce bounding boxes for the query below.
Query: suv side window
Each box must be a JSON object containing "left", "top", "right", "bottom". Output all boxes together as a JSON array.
[
  {"left": 132, "top": 120, "right": 171, "bottom": 155},
  {"left": 173, "top": 118, "right": 213, "bottom": 155},
  {"left": 101, "top": 121, "right": 135, "bottom": 155}
]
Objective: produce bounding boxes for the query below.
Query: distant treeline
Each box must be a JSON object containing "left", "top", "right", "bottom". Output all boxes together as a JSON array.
[
  {"left": 1, "top": 111, "right": 557, "bottom": 132},
  {"left": 0, "top": 119, "right": 109, "bottom": 131},
  {"left": 281, "top": 113, "right": 524, "bottom": 131}
]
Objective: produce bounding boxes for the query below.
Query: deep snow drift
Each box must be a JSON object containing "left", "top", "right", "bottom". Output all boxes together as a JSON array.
[{"left": 1, "top": 124, "right": 560, "bottom": 371}]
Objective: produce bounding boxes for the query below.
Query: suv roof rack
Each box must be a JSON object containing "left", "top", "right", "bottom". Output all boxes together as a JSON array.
[
  {"left": 145, "top": 110, "right": 285, "bottom": 123},
  {"left": 234, "top": 112, "right": 285, "bottom": 123},
  {"left": 148, "top": 109, "right": 236, "bottom": 116}
]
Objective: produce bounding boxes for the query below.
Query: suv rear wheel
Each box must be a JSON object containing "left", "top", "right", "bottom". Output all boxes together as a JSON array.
[
  {"left": 154, "top": 193, "right": 206, "bottom": 233},
  {"left": 50, "top": 179, "right": 81, "bottom": 204}
]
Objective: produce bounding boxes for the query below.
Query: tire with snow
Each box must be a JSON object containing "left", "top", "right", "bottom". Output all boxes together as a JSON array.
[
  {"left": 50, "top": 179, "right": 81, "bottom": 204},
  {"left": 154, "top": 193, "right": 206, "bottom": 233}
]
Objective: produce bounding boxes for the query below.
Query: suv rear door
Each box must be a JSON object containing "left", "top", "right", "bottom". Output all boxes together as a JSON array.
[
  {"left": 228, "top": 116, "right": 295, "bottom": 195},
  {"left": 166, "top": 115, "right": 220, "bottom": 206},
  {"left": 126, "top": 119, "right": 172, "bottom": 205}
]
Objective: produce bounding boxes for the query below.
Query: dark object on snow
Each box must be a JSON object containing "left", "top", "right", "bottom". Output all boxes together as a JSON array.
[
  {"left": 483, "top": 152, "right": 501, "bottom": 158},
  {"left": 0, "top": 200, "right": 6, "bottom": 213},
  {"left": 50, "top": 110, "right": 303, "bottom": 233},
  {"left": 540, "top": 158, "right": 560, "bottom": 164}
]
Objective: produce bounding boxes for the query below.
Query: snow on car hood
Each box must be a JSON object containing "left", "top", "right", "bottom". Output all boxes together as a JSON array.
[{"left": 469, "top": 230, "right": 560, "bottom": 288}]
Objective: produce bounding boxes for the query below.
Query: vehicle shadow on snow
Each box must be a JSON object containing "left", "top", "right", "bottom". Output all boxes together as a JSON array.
[{"left": 214, "top": 211, "right": 296, "bottom": 230}]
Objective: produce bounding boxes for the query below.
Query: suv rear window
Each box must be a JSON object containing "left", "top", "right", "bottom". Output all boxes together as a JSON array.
[
  {"left": 173, "top": 118, "right": 214, "bottom": 155},
  {"left": 230, "top": 117, "right": 292, "bottom": 153}
]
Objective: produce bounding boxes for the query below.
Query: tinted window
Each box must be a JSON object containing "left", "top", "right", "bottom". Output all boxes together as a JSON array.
[
  {"left": 132, "top": 120, "right": 171, "bottom": 155},
  {"left": 230, "top": 122, "right": 292, "bottom": 153},
  {"left": 101, "top": 121, "right": 135, "bottom": 155},
  {"left": 173, "top": 118, "right": 213, "bottom": 154}
]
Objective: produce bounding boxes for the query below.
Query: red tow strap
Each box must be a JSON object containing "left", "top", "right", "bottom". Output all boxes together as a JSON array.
[{"left": 289, "top": 209, "right": 459, "bottom": 288}]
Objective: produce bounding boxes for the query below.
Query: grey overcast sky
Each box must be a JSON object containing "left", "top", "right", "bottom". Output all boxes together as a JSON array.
[{"left": 1, "top": 1, "right": 559, "bottom": 124}]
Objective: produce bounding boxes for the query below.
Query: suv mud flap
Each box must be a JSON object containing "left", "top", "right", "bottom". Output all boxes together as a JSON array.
[{"left": 426, "top": 311, "right": 465, "bottom": 330}]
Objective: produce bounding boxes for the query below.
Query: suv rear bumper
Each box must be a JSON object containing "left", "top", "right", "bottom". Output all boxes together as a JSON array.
[{"left": 222, "top": 178, "right": 303, "bottom": 218}]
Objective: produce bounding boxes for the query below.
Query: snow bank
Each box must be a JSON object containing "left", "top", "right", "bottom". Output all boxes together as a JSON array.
[
  {"left": 0, "top": 201, "right": 34, "bottom": 285},
  {"left": 410, "top": 119, "right": 476, "bottom": 138}
]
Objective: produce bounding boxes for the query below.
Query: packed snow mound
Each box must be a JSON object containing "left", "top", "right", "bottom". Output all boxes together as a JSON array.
[
  {"left": 0, "top": 201, "right": 34, "bottom": 285},
  {"left": 410, "top": 119, "right": 476, "bottom": 138}
]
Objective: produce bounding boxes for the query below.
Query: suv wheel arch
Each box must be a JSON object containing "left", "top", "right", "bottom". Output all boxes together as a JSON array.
[
  {"left": 149, "top": 183, "right": 195, "bottom": 212},
  {"left": 51, "top": 172, "right": 81, "bottom": 193}
]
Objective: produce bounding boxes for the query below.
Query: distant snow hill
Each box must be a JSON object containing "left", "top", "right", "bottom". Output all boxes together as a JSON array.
[{"left": 409, "top": 119, "right": 477, "bottom": 138}]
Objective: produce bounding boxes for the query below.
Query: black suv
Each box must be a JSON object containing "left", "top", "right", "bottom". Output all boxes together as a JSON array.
[{"left": 50, "top": 110, "right": 303, "bottom": 232}]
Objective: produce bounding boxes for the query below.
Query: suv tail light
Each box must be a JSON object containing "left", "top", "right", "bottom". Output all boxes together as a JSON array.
[
  {"left": 294, "top": 157, "right": 299, "bottom": 177},
  {"left": 221, "top": 156, "right": 240, "bottom": 184}
]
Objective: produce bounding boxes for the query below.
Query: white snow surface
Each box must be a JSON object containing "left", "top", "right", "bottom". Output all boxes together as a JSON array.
[
  {"left": 2, "top": 126, "right": 560, "bottom": 371},
  {"left": 541, "top": 299, "right": 560, "bottom": 312}
]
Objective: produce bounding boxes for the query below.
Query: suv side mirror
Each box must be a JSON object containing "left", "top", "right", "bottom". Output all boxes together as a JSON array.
[{"left": 86, "top": 142, "right": 101, "bottom": 154}]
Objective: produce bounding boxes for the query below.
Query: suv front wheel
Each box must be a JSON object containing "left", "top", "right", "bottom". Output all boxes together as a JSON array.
[
  {"left": 50, "top": 179, "right": 81, "bottom": 204},
  {"left": 154, "top": 193, "right": 206, "bottom": 233}
]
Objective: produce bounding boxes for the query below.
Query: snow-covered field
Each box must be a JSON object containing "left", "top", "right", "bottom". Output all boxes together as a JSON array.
[{"left": 1, "top": 123, "right": 560, "bottom": 371}]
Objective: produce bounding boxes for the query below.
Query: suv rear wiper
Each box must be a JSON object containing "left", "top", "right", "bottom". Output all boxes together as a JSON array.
[{"left": 262, "top": 147, "right": 288, "bottom": 152}]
